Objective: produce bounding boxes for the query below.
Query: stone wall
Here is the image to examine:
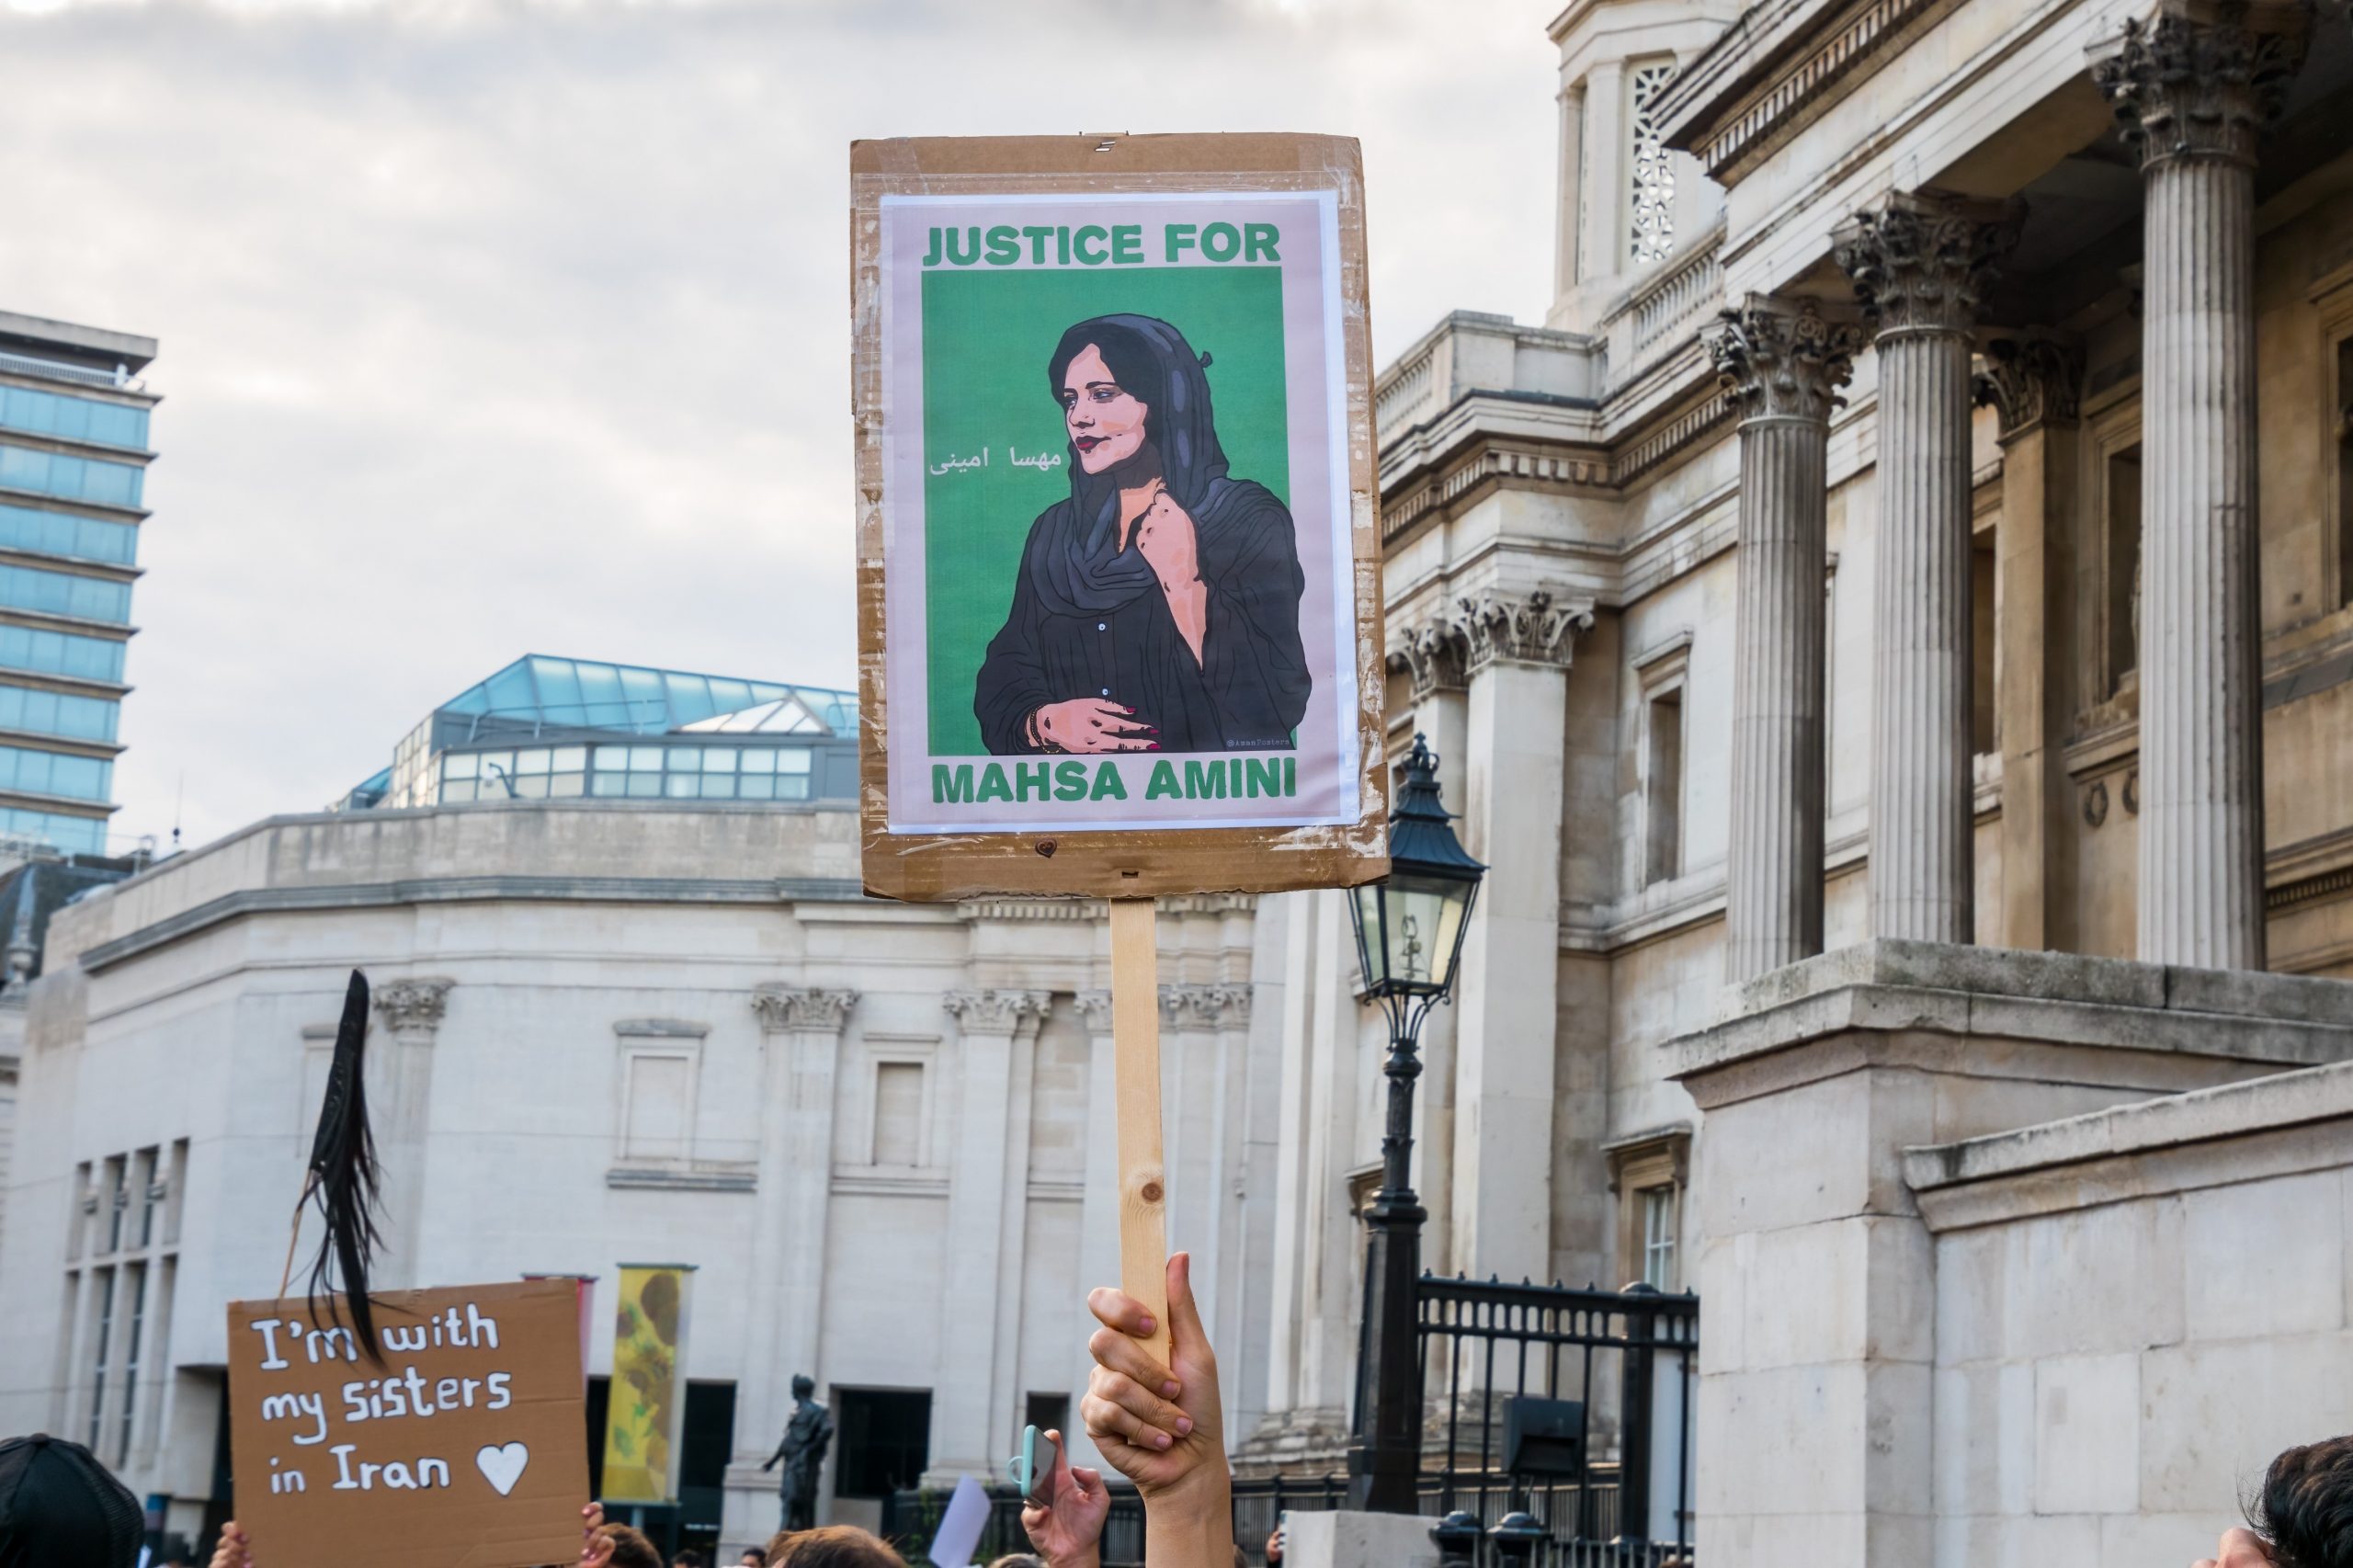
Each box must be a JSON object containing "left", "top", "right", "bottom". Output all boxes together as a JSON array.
[{"left": 1913, "top": 1061, "right": 2353, "bottom": 1564}]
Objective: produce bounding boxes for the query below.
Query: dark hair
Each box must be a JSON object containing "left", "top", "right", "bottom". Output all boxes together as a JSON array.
[
  {"left": 741, "top": 1552, "right": 769, "bottom": 1567},
  {"left": 1049, "top": 320, "right": 1169, "bottom": 450},
  {"left": 2249, "top": 1437, "right": 2353, "bottom": 1568},
  {"left": 676, "top": 1552, "right": 706, "bottom": 1568},
  {"left": 597, "top": 1523, "right": 665, "bottom": 1568},
  {"left": 765, "top": 1526, "right": 905, "bottom": 1568}
]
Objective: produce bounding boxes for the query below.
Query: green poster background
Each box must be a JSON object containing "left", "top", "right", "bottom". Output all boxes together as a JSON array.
[{"left": 920, "top": 266, "right": 1290, "bottom": 756}]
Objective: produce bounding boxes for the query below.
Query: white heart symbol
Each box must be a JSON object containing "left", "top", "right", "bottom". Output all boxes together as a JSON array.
[{"left": 475, "top": 1441, "right": 529, "bottom": 1497}]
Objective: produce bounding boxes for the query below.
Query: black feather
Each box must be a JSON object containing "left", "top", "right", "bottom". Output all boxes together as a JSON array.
[{"left": 299, "top": 970, "right": 384, "bottom": 1363}]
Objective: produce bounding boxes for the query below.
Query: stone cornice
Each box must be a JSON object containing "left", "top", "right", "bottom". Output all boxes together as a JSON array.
[
  {"left": 1656, "top": 0, "right": 1959, "bottom": 183},
  {"left": 943, "top": 988, "right": 1052, "bottom": 1035},
  {"left": 1378, "top": 381, "right": 1733, "bottom": 545},
  {"left": 1706, "top": 296, "right": 1860, "bottom": 426},
  {"left": 77, "top": 874, "right": 869, "bottom": 974},
  {"left": 2089, "top": 9, "right": 2310, "bottom": 171},
  {"left": 751, "top": 983, "right": 860, "bottom": 1034},
  {"left": 1832, "top": 191, "right": 2020, "bottom": 338},
  {"left": 373, "top": 976, "right": 454, "bottom": 1035}
]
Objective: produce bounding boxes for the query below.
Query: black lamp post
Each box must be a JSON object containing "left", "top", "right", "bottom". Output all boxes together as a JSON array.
[{"left": 1345, "top": 733, "right": 1486, "bottom": 1513}]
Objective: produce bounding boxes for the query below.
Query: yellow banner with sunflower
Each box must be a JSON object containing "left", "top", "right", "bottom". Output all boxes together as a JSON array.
[{"left": 601, "top": 1263, "right": 696, "bottom": 1504}]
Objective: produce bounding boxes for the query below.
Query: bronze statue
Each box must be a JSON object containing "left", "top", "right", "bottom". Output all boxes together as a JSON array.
[{"left": 760, "top": 1374, "right": 834, "bottom": 1532}]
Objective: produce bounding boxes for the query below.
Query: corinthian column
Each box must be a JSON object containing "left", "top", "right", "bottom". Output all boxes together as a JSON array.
[
  {"left": 740, "top": 983, "right": 858, "bottom": 1493},
  {"left": 370, "top": 976, "right": 454, "bottom": 1288},
  {"left": 2092, "top": 11, "right": 2307, "bottom": 971},
  {"left": 1836, "top": 192, "right": 2019, "bottom": 945},
  {"left": 1706, "top": 299, "right": 1859, "bottom": 979},
  {"left": 1449, "top": 587, "right": 1589, "bottom": 1285},
  {"left": 930, "top": 989, "right": 1051, "bottom": 1483}
]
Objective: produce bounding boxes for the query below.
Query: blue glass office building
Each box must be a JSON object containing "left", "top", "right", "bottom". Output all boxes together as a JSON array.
[
  {"left": 341, "top": 654, "right": 859, "bottom": 812},
  {"left": 0, "top": 313, "right": 157, "bottom": 856}
]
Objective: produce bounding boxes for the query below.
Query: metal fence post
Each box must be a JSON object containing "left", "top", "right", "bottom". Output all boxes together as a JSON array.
[
  {"left": 1430, "top": 1507, "right": 1483, "bottom": 1568},
  {"left": 1615, "top": 1282, "right": 1658, "bottom": 1550},
  {"left": 1487, "top": 1508, "right": 1551, "bottom": 1566}
]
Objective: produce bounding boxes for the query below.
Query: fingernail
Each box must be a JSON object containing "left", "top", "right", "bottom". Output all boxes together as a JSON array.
[
  {"left": 1139, "top": 1315, "right": 1156, "bottom": 1334},
  {"left": 1154, "top": 1431, "right": 1173, "bottom": 1449},
  {"left": 1176, "top": 1416, "right": 1194, "bottom": 1436},
  {"left": 1162, "top": 1380, "right": 1181, "bottom": 1398}
]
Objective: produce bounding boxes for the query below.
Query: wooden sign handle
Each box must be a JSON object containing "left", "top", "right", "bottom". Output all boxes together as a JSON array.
[{"left": 1108, "top": 897, "right": 1172, "bottom": 1367}]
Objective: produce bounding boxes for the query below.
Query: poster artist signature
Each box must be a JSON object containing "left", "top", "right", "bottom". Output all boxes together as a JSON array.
[{"left": 929, "top": 446, "right": 1064, "bottom": 476}]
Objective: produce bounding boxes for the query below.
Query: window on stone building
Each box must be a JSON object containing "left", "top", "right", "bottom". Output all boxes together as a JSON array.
[
  {"left": 102, "top": 1153, "right": 125, "bottom": 1254},
  {"left": 1628, "top": 61, "right": 1677, "bottom": 267},
  {"left": 87, "top": 1266, "right": 115, "bottom": 1449},
  {"left": 298, "top": 1026, "right": 335, "bottom": 1135},
  {"left": 1972, "top": 528, "right": 1998, "bottom": 756},
  {"left": 872, "top": 1061, "right": 926, "bottom": 1166},
  {"left": 835, "top": 1387, "right": 932, "bottom": 1498},
  {"left": 1635, "top": 637, "right": 1690, "bottom": 887},
  {"left": 1606, "top": 1130, "right": 1689, "bottom": 1292},
  {"left": 135, "top": 1147, "right": 160, "bottom": 1249},
  {"left": 1644, "top": 686, "right": 1685, "bottom": 884},
  {"left": 119, "top": 1262, "right": 145, "bottom": 1463},
  {"left": 1024, "top": 1392, "right": 1070, "bottom": 1439},
  {"left": 620, "top": 1050, "right": 696, "bottom": 1164},
  {"left": 2103, "top": 441, "right": 2143, "bottom": 698},
  {"left": 67, "top": 1160, "right": 90, "bottom": 1263},
  {"left": 1640, "top": 1186, "right": 1679, "bottom": 1291}
]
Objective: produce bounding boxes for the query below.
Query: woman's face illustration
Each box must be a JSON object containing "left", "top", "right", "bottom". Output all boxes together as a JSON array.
[{"left": 1061, "top": 344, "right": 1150, "bottom": 474}]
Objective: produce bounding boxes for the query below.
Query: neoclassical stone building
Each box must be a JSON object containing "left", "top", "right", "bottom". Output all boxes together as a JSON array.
[
  {"left": 1244, "top": 0, "right": 2353, "bottom": 1560},
  {"left": 0, "top": 771, "right": 1283, "bottom": 1558}
]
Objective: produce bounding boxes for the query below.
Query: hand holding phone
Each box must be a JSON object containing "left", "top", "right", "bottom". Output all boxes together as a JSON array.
[
  {"left": 1013, "top": 1425, "right": 1109, "bottom": 1568},
  {"left": 1010, "top": 1423, "right": 1062, "bottom": 1508}
]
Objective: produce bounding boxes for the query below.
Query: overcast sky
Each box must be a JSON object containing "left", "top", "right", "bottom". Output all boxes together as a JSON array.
[{"left": 0, "top": 0, "right": 1562, "bottom": 851}]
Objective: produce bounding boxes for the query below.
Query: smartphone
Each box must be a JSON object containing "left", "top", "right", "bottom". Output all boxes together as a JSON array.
[{"left": 1010, "top": 1423, "right": 1061, "bottom": 1507}]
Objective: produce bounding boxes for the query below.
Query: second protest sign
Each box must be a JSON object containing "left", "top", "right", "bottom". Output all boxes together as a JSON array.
[{"left": 226, "top": 1278, "right": 588, "bottom": 1568}]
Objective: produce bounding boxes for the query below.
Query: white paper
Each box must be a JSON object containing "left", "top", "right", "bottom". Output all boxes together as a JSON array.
[{"left": 927, "top": 1471, "right": 993, "bottom": 1568}]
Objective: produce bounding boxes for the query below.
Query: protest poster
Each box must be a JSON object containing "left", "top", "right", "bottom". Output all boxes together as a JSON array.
[
  {"left": 852, "top": 134, "right": 1389, "bottom": 902},
  {"left": 600, "top": 1263, "right": 695, "bottom": 1504},
  {"left": 225, "top": 1278, "right": 588, "bottom": 1568}
]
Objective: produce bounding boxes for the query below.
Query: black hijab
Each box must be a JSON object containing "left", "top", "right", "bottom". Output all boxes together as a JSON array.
[{"left": 1029, "top": 313, "right": 1262, "bottom": 618}]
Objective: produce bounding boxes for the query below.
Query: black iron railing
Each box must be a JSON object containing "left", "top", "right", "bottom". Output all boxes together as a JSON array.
[
  {"left": 880, "top": 1278, "right": 1695, "bottom": 1567},
  {"left": 1415, "top": 1273, "right": 1699, "bottom": 1561}
]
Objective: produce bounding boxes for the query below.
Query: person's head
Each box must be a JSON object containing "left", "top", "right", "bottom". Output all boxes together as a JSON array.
[
  {"left": 986, "top": 1556, "right": 1045, "bottom": 1568},
  {"left": 675, "top": 1551, "right": 706, "bottom": 1568},
  {"left": 1054, "top": 333, "right": 1154, "bottom": 476},
  {"left": 595, "top": 1523, "right": 665, "bottom": 1568},
  {"left": 0, "top": 1433, "right": 143, "bottom": 1568},
  {"left": 792, "top": 1374, "right": 816, "bottom": 1402},
  {"left": 739, "top": 1552, "right": 767, "bottom": 1568},
  {"left": 763, "top": 1525, "right": 904, "bottom": 1568},
  {"left": 2248, "top": 1435, "right": 2353, "bottom": 1567}
]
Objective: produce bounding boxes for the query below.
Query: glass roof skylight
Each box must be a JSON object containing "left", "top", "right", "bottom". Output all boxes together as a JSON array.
[{"left": 434, "top": 654, "right": 858, "bottom": 739}]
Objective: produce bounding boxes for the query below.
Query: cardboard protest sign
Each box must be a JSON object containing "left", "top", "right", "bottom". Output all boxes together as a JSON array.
[
  {"left": 852, "top": 134, "right": 1389, "bottom": 901},
  {"left": 227, "top": 1278, "right": 588, "bottom": 1568}
]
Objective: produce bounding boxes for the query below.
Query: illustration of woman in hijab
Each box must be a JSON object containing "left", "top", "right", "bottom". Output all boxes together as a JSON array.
[{"left": 974, "top": 313, "right": 1311, "bottom": 756}]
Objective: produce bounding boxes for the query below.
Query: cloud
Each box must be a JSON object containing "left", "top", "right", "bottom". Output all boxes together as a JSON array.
[{"left": 0, "top": 0, "right": 1560, "bottom": 848}]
